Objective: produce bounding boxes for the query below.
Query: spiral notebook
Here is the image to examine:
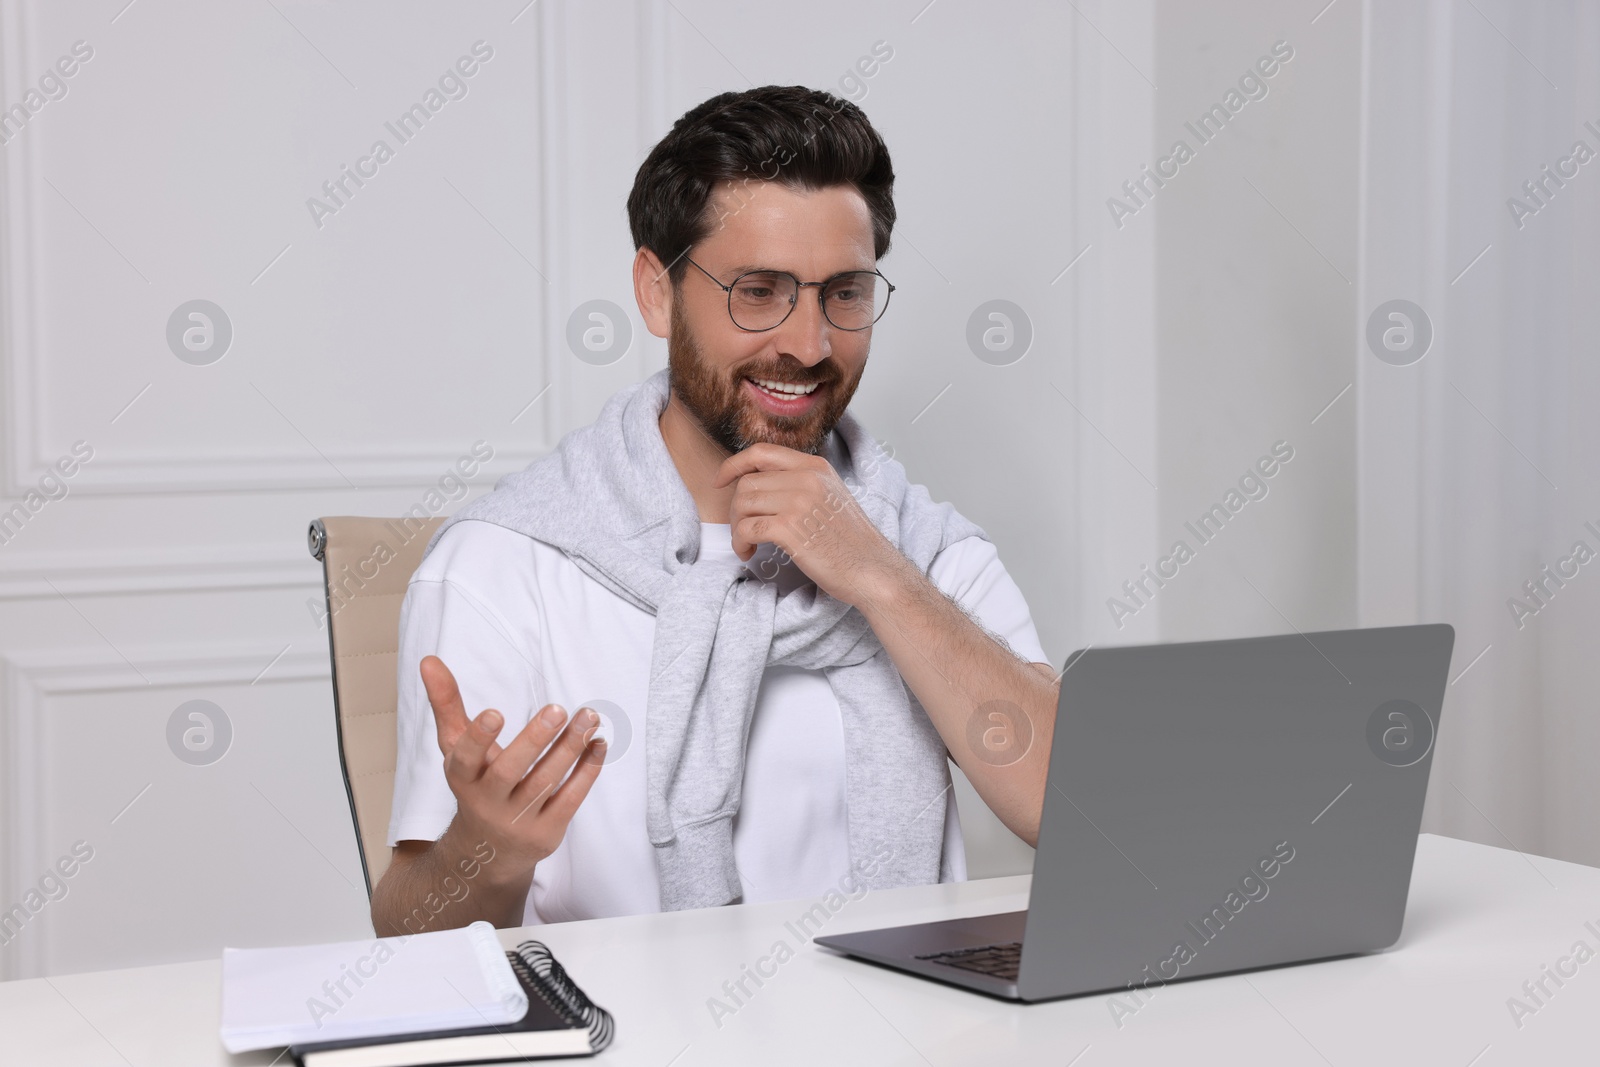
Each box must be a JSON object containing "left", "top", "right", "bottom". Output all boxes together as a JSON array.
[{"left": 288, "top": 940, "right": 615, "bottom": 1067}]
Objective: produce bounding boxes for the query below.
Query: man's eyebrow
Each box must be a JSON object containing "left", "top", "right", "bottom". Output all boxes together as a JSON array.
[{"left": 724, "top": 263, "right": 876, "bottom": 277}]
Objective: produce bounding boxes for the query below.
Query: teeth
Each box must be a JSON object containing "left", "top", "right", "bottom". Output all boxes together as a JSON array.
[{"left": 750, "top": 377, "right": 819, "bottom": 397}]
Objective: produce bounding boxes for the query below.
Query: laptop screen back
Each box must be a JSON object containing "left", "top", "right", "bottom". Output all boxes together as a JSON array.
[{"left": 1018, "top": 623, "right": 1454, "bottom": 1001}]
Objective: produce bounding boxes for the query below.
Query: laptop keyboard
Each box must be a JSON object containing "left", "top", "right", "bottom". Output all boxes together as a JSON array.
[{"left": 915, "top": 941, "right": 1022, "bottom": 981}]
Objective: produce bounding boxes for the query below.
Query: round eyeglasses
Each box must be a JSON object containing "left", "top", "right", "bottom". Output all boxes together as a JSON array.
[{"left": 682, "top": 254, "right": 895, "bottom": 332}]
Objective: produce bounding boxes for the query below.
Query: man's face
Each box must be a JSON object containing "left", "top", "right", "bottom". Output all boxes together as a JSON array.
[{"left": 665, "top": 181, "right": 877, "bottom": 456}]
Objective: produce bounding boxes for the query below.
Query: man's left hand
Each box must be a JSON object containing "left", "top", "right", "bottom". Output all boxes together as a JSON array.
[{"left": 712, "top": 443, "right": 905, "bottom": 609}]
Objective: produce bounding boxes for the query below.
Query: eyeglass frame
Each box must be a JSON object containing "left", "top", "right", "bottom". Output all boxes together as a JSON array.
[{"left": 680, "top": 254, "right": 896, "bottom": 333}]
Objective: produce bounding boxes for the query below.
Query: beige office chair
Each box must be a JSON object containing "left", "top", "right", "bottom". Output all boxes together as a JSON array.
[{"left": 308, "top": 515, "right": 446, "bottom": 897}]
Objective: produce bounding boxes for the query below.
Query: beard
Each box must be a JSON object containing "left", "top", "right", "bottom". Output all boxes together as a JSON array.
[{"left": 666, "top": 295, "right": 863, "bottom": 457}]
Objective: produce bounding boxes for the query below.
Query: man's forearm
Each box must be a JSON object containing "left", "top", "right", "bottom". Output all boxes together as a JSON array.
[
  {"left": 850, "top": 555, "right": 1057, "bottom": 846},
  {"left": 370, "top": 824, "right": 534, "bottom": 936}
]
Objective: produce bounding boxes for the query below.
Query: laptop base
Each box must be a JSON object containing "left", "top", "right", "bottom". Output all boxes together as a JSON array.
[{"left": 816, "top": 910, "right": 1026, "bottom": 1000}]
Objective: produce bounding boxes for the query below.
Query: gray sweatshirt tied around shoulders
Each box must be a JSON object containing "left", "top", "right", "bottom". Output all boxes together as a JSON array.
[{"left": 421, "top": 368, "right": 986, "bottom": 911}]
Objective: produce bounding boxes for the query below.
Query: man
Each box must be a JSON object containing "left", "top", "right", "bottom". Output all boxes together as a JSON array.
[{"left": 371, "top": 85, "right": 1058, "bottom": 936}]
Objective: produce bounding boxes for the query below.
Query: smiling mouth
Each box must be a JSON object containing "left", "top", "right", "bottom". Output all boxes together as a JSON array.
[
  {"left": 741, "top": 375, "right": 829, "bottom": 417},
  {"left": 745, "top": 375, "right": 825, "bottom": 399}
]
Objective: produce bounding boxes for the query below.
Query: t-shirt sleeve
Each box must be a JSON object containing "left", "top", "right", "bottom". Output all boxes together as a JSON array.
[
  {"left": 388, "top": 525, "right": 546, "bottom": 847},
  {"left": 926, "top": 535, "right": 1051, "bottom": 669}
]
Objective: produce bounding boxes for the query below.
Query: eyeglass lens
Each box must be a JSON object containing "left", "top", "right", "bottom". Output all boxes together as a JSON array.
[{"left": 729, "top": 271, "right": 885, "bottom": 331}]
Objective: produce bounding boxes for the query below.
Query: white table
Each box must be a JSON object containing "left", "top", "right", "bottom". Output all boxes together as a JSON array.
[{"left": 2, "top": 834, "right": 1597, "bottom": 1065}]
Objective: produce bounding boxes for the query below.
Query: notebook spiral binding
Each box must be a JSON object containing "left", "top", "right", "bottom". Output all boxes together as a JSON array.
[{"left": 510, "top": 940, "right": 615, "bottom": 1053}]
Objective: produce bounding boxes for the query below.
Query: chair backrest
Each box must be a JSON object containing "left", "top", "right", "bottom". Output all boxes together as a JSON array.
[{"left": 308, "top": 515, "right": 445, "bottom": 897}]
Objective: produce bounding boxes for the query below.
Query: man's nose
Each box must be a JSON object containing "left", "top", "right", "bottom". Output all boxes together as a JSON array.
[{"left": 772, "top": 289, "right": 832, "bottom": 366}]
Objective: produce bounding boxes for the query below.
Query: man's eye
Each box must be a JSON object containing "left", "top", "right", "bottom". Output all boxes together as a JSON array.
[{"left": 738, "top": 286, "right": 775, "bottom": 299}]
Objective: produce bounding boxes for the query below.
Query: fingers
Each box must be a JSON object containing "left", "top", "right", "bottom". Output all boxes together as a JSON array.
[
  {"left": 421, "top": 655, "right": 470, "bottom": 754},
  {"left": 486, "top": 703, "right": 571, "bottom": 794},
  {"left": 509, "top": 706, "right": 602, "bottom": 807},
  {"left": 711, "top": 441, "right": 810, "bottom": 489},
  {"left": 443, "top": 707, "right": 505, "bottom": 786},
  {"left": 418, "top": 658, "right": 607, "bottom": 838},
  {"left": 541, "top": 735, "right": 606, "bottom": 826}
]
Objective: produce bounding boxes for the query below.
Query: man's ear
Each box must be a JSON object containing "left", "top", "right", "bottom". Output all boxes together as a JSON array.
[{"left": 633, "top": 247, "right": 675, "bottom": 339}]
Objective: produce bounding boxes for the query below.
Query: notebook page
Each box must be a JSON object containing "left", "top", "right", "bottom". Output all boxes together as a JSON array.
[{"left": 220, "top": 921, "right": 527, "bottom": 1053}]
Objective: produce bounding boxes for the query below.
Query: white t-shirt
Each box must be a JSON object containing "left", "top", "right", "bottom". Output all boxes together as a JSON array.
[{"left": 389, "top": 517, "right": 1049, "bottom": 924}]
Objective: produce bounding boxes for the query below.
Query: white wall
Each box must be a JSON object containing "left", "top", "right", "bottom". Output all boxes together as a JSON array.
[
  {"left": 1146, "top": 0, "right": 1360, "bottom": 643},
  {"left": 1355, "top": 0, "right": 1600, "bottom": 869}
]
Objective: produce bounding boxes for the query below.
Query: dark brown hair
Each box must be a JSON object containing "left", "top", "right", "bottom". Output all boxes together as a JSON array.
[{"left": 626, "top": 85, "right": 895, "bottom": 286}]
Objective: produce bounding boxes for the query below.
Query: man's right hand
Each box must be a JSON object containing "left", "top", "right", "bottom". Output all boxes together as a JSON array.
[
  {"left": 420, "top": 653, "right": 607, "bottom": 887},
  {"left": 371, "top": 655, "right": 607, "bottom": 935}
]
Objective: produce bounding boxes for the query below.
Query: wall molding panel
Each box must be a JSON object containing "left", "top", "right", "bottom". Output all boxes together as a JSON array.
[{"left": 0, "top": 643, "right": 332, "bottom": 979}]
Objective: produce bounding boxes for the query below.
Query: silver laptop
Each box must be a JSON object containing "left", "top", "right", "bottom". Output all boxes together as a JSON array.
[{"left": 816, "top": 623, "right": 1455, "bottom": 1002}]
